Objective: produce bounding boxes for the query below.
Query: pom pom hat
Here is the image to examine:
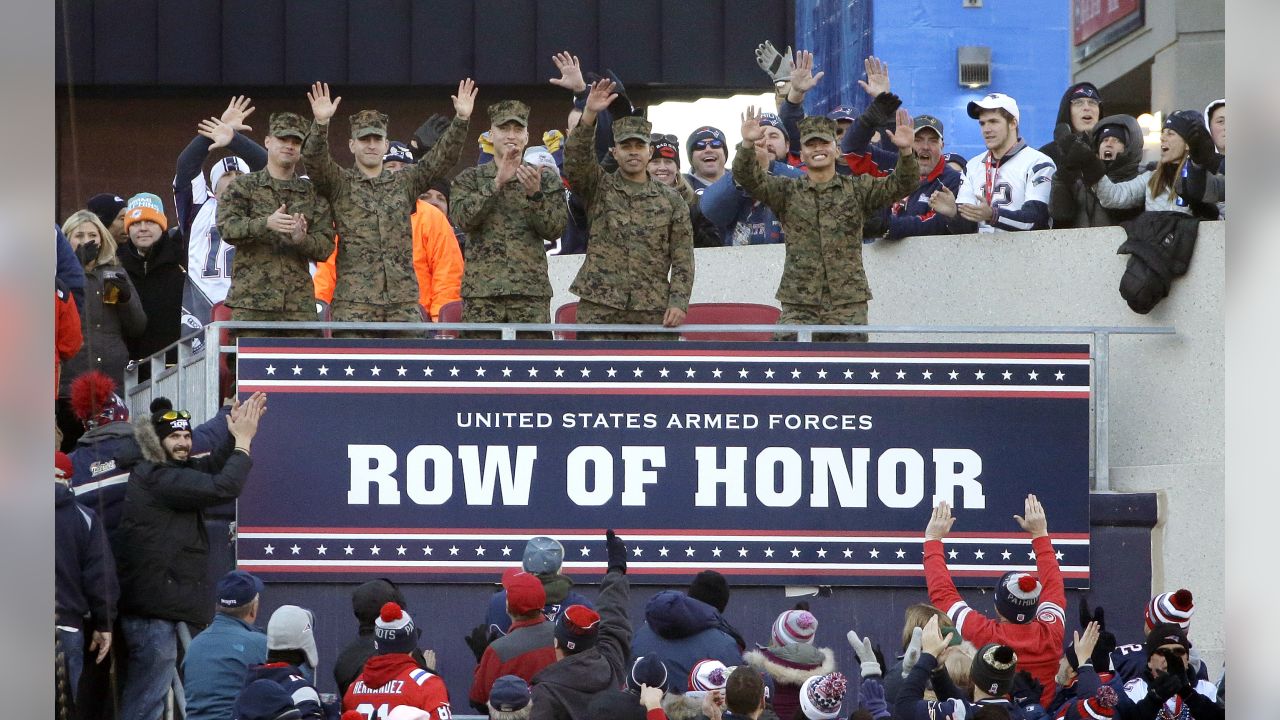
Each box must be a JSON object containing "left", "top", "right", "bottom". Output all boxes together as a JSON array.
[
  {"left": 971, "top": 643, "right": 1018, "bottom": 697},
  {"left": 1145, "top": 589, "right": 1194, "bottom": 630},
  {"left": 799, "top": 672, "right": 847, "bottom": 720},
  {"left": 772, "top": 609, "right": 818, "bottom": 646},
  {"left": 995, "top": 572, "right": 1042, "bottom": 624},
  {"left": 374, "top": 602, "right": 420, "bottom": 654},
  {"left": 70, "top": 371, "right": 129, "bottom": 429}
]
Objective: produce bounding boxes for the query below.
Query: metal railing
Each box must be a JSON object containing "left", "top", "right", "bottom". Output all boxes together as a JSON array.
[{"left": 124, "top": 320, "right": 1176, "bottom": 492}]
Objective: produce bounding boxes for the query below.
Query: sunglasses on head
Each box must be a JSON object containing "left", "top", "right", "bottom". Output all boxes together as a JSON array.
[
  {"left": 651, "top": 133, "right": 679, "bottom": 144},
  {"left": 693, "top": 138, "right": 724, "bottom": 150},
  {"left": 159, "top": 410, "right": 191, "bottom": 421}
]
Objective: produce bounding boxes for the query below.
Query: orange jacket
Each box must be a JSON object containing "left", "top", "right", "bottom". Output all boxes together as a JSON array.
[
  {"left": 312, "top": 200, "right": 463, "bottom": 320},
  {"left": 55, "top": 281, "right": 83, "bottom": 397}
]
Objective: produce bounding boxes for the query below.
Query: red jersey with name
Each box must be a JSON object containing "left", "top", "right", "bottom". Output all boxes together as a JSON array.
[{"left": 342, "top": 653, "right": 451, "bottom": 720}]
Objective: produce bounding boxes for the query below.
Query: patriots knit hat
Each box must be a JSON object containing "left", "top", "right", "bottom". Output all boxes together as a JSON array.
[
  {"left": 1066, "top": 82, "right": 1102, "bottom": 103},
  {"left": 1078, "top": 686, "right": 1119, "bottom": 719},
  {"left": 759, "top": 112, "right": 789, "bottom": 140},
  {"left": 209, "top": 156, "right": 250, "bottom": 192},
  {"left": 1145, "top": 589, "right": 1194, "bottom": 630},
  {"left": 55, "top": 452, "right": 73, "bottom": 482},
  {"left": 555, "top": 604, "right": 601, "bottom": 654},
  {"left": 798, "top": 672, "right": 847, "bottom": 720},
  {"left": 383, "top": 141, "right": 415, "bottom": 165},
  {"left": 235, "top": 679, "right": 302, "bottom": 720},
  {"left": 502, "top": 568, "right": 546, "bottom": 615},
  {"left": 971, "top": 643, "right": 1018, "bottom": 697},
  {"left": 267, "top": 605, "right": 319, "bottom": 668},
  {"left": 994, "top": 571, "right": 1042, "bottom": 624},
  {"left": 626, "top": 655, "right": 670, "bottom": 694},
  {"left": 686, "top": 126, "right": 727, "bottom": 162},
  {"left": 488, "top": 675, "right": 532, "bottom": 712},
  {"left": 772, "top": 609, "right": 818, "bottom": 646},
  {"left": 1144, "top": 623, "right": 1191, "bottom": 656},
  {"left": 374, "top": 601, "right": 421, "bottom": 654},
  {"left": 124, "top": 192, "right": 168, "bottom": 232},
  {"left": 1096, "top": 124, "right": 1129, "bottom": 146},
  {"left": 1162, "top": 110, "right": 1204, "bottom": 142},
  {"left": 70, "top": 371, "right": 130, "bottom": 429},
  {"left": 523, "top": 536, "right": 565, "bottom": 574},
  {"left": 87, "top": 193, "right": 128, "bottom": 229},
  {"left": 688, "top": 570, "right": 730, "bottom": 613},
  {"left": 689, "top": 659, "right": 730, "bottom": 692}
]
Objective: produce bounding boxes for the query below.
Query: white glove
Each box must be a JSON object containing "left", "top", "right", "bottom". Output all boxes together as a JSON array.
[
  {"left": 847, "top": 630, "right": 882, "bottom": 678},
  {"left": 901, "top": 626, "right": 923, "bottom": 678},
  {"left": 754, "top": 40, "right": 794, "bottom": 83}
]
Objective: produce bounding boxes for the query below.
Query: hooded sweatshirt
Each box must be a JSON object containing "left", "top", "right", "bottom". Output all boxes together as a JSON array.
[
  {"left": 342, "top": 653, "right": 450, "bottom": 718},
  {"left": 333, "top": 580, "right": 408, "bottom": 697},
  {"left": 1038, "top": 82, "right": 1104, "bottom": 169},
  {"left": 1049, "top": 114, "right": 1144, "bottom": 228},
  {"left": 631, "top": 591, "right": 744, "bottom": 681}
]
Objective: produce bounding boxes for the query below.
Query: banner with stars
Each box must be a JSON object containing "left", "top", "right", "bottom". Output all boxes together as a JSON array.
[{"left": 235, "top": 338, "right": 1091, "bottom": 587}]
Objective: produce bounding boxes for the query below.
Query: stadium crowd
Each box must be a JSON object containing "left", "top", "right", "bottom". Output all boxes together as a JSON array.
[{"left": 53, "top": 41, "right": 1225, "bottom": 720}]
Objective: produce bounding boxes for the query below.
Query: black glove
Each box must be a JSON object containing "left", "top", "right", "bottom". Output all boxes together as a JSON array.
[
  {"left": 605, "top": 529, "right": 627, "bottom": 574},
  {"left": 1150, "top": 668, "right": 1187, "bottom": 701},
  {"left": 411, "top": 114, "right": 452, "bottom": 153},
  {"left": 1068, "top": 139, "right": 1107, "bottom": 186},
  {"left": 1184, "top": 123, "right": 1220, "bottom": 170},
  {"left": 1052, "top": 122, "right": 1075, "bottom": 150},
  {"left": 463, "top": 623, "right": 491, "bottom": 663},
  {"left": 102, "top": 269, "right": 132, "bottom": 303},
  {"left": 74, "top": 239, "right": 100, "bottom": 267},
  {"left": 859, "top": 91, "right": 902, "bottom": 130},
  {"left": 1010, "top": 670, "right": 1045, "bottom": 707}
]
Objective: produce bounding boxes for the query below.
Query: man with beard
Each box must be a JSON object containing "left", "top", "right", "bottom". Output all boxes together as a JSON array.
[{"left": 700, "top": 112, "right": 804, "bottom": 246}]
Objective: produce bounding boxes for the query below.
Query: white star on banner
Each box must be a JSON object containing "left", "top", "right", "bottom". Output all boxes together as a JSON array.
[
  {"left": 1055, "top": 551, "right": 1064, "bottom": 560},
  {"left": 974, "top": 549, "right": 985, "bottom": 559},
  {"left": 765, "top": 369, "right": 775, "bottom": 378},
  {"left": 266, "top": 365, "right": 276, "bottom": 375},
  {"left": 423, "top": 546, "right": 433, "bottom": 556},
  {"left": 475, "top": 546, "right": 486, "bottom": 556},
  {"left": 449, "top": 546, "right": 460, "bottom": 556},
  {"left": 290, "top": 544, "right": 301, "bottom": 555},
  {"left": 501, "top": 546, "right": 512, "bottom": 556},
  {"left": 922, "top": 370, "right": 932, "bottom": 379},
  {"left": 896, "top": 370, "right": 906, "bottom": 379},
  {"left": 975, "top": 370, "right": 986, "bottom": 380},
  {"left": 1002, "top": 370, "right": 1013, "bottom": 380},
  {"left": 738, "top": 547, "right": 749, "bottom": 557},
  {"left": 450, "top": 366, "right": 460, "bottom": 377},
  {"left": 947, "top": 548, "right": 959, "bottom": 559},
  {"left": 658, "top": 546, "right": 669, "bottom": 557},
  {"left": 317, "top": 545, "right": 327, "bottom": 555},
  {"left": 764, "top": 547, "right": 775, "bottom": 558},
  {"left": 318, "top": 365, "right": 329, "bottom": 376},
  {"left": 527, "top": 368, "right": 538, "bottom": 377},
  {"left": 686, "top": 368, "right": 697, "bottom": 378},
  {"left": 1029, "top": 370, "right": 1040, "bottom": 380},
  {"left": 895, "top": 548, "right": 906, "bottom": 559},
  {"left": 397, "top": 366, "right": 407, "bottom": 376},
  {"left": 739, "top": 369, "right": 749, "bottom": 378},
  {"left": 370, "top": 545, "right": 381, "bottom": 556},
  {"left": 791, "top": 369, "right": 802, "bottom": 378},
  {"left": 345, "top": 366, "right": 355, "bottom": 376},
  {"left": 397, "top": 546, "right": 407, "bottom": 556},
  {"left": 949, "top": 370, "right": 959, "bottom": 380},
  {"left": 264, "top": 544, "right": 275, "bottom": 555},
  {"left": 633, "top": 547, "right": 643, "bottom": 557},
  {"left": 1028, "top": 551, "right": 1037, "bottom": 560},
  {"left": 1001, "top": 549, "right": 1011, "bottom": 560},
  {"left": 659, "top": 368, "right": 670, "bottom": 377},
  {"left": 423, "top": 367, "right": 434, "bottom": 377},
  {"left": 502, "top": 367, "right": 512, "bottom": 377},
  {"left": 869, "top": 548, "right": 880, "bottom": 558},
  {"left": 475, "top": 367, "right": 486, "bottom": 377},
  {"left": 685, "top": 547, "right": 695, "bottom": 557},
  {"left": 816, "top": 548, "right": 828, "bottom": 558},
  {"left": 607, "top": 367, "right": 617, "bottom": 378},
  {"left": 842, "top": 548, "right": 853, "bottom": 558},
  {"left": 580, "top": 368, "right": 591, "bottom": 378},
  {"left": 843, "top": 369, "right": 854, "bottom": 379},
  {"left": 712, "top": 368, "right": 723, "bottom": 378},
  {"left": 554, "top": 367, "right": 565, "bottom": 377},
  {"left": 292, "top": 365, "right": 302, "bottom": 376},
  {"left": 344, "top": 545, "right": 354, "bottom": 555},
  {"left": 579, "top": 546, "right": 590, "bottom": 556},
  {"left": 1055, "top": 371, "right": 1065, "bottom": 381},
  {"left": 712, "top": 547, "right": 722, "bottom": 557},
  {"left": 869, "top": 369, "right": 880, "bottom": 379},
  {"left": 634, "top": 368, "right": 644, "bottom": 378},
  {"left": 370, "top": 366, "right": 381, "bottom": 376},
  {"left": 817, "top": 369, "right": 828, "bottom": 379},
  {"left": 790, "top": 547, "right": 801, "bottom": 557}
]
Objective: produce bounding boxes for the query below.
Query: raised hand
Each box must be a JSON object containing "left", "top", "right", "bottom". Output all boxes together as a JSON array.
[
  {"left": 857, "top": 56, "right": 891, "bottom": 98},
  {"left": 307, "top": 82, "right": 341, "bottom": 123},
  {"left": 1014, "top": 494, "right": 1049, "bottom": 538},
  {"left": 741, "top": 105, "right": 765, "bottom": 143},
  {"left": 888, "top": 108, "right": 915, "bottom": 150},
  {"left": 451, "top": 78, "right": 478, "bottom": 121},
  {"left": 584, "top": 79, "right": 618, "bottom": 114},
  {"left": 1073, "top": 620, "right": 1100, "bottom": 667},
  {"left": 515, "top": 164, "right": 543, "bottom": 197},
  {"left": 847, "top": 630, "right": 882, "bottom": 678},
  {"left": 197, "top": 117, "right": 235, "bottom": 149},
  {"left": 789, "top": 50, "right": 825, "bottom": 95},
  {"left": 920, "top": 616, "right": 948, "bottom": 658},
  {"left": 220, "top": 95, "right": 255, "bottom": 131},
  {"left": 925, "top": 500, "right": 955, "bottom": 540},
  {"left": 755, "top": 39, "right": 795, "bottom": 83},
  {"left": 549, "top": 51, "right": 587, "bottom": 93},
  {"left": 901, "top": 626, "right": 922, "bottom": 677}
]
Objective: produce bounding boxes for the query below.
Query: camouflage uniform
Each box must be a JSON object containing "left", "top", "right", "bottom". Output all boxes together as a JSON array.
[
  {"left": 217, "top": 112, "right": 334, "bottom": 337},
  {"left": 732, "top": 115, "right": 918, "bottom": 342},
  {"left": 565, "top": 116, "right": 694, "bottom": 341},
  {"left": 452, "top": 101, "right": 565, "bottom": 339},
  {"left": 302, "top": 107, "right": 468, "bottom": 334}
]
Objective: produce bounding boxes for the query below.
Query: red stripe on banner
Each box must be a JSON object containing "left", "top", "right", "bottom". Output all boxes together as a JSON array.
[
  {"left": 235, "top": 564, "right": 1090, "bottom": 580},
  {"left": 236, "top": 526, "right": 1089, "bottom": 540},
  {"left": 238, "top": 384, "right": 1089, "bottom": 400},
  {"left": 237, "top": 346, "right": 1089, "bottom": 361}
]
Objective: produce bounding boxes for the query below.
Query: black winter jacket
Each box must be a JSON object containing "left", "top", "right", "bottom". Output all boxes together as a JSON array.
[
  {"left": 117, "top": 228, "right": 187, "bottom": 361},
  {"left": 1049, "top": 114, "right": 1145, "bottom": 229},
  {"left": 112, "top": 415, "right": 251, "bottom": 625},
  {"left": 1116, "top": 211, "right": 1200, "bottom": 314}
]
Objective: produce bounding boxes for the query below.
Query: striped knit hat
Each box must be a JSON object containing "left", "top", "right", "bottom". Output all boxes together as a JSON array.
[
  {"left": 995, "top": 572, "right": 1042, "bottom": 624},
  {"left": 772, "top": 609, "right": 818, "bottom": 646},
  {"left": 799, "top": 672, "right": 847, "bottom": 720},
  {"left": 688, "top": 659, "right": 730, "bottom": 692},
  {"left": 1145, "top": 589, "right": 1194, "bottom": 631},
  {"left": 1078, "top": 685, "right": 1119, "bottom": 719}
]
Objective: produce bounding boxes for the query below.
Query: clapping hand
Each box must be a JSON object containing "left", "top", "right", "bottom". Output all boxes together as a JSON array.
[
  {"left": 929, "top": 186, "right": 958, "bottom": 218},
  {"left": 515, "top": 164, "right": 543, "bottom": 197}
]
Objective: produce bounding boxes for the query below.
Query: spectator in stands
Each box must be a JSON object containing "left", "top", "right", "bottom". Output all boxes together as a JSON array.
[
  {"left": 477, "top": 536, "right": 594, "bottom": 648},
  {"left": 117, "top": 192, "right": 188, "bottom": 362},
  {"left": 174, "top": 96, "right": 267, "bottom": 338},
  {"left": 929, "top": 93, "right": 1056, "bottom": 233},
  {"left": 302, "top": 81, "right": 472, "bottom": 334},
  {"left": 1176, "top": 101, "right": 1226, "bottom": 218},
  {"left": 946, "top": 153, "right": 967, "bottom": 175},
  {"left": 334, "top": 579, "right": 409, "bottom": 697},
  {"left": 55, "top": 278, "right": 83, "bottom": 407},
  {"left": 1092, "top": 110, "right": 1218, "bottom": 218},
  {"left": 528, "top": 530, "right": 631, "bottom": 720},
  {"left": 383, "top": 140, "right": 414, "bottom": 172},
  {"left": 88, "top": 193, "right": 130, "bottom": 248},
  {"left": 343, "top": 602, "right": 451, "bottom": 717},
  {"left": 488, "top": 675, "right": 534, "bottom": 720},
  {"left": 565, "top": 80, "right": 694, "bottom": 341},
  {"left": 59, "top": 210, "right": 147, "bottom": 395},
  {"left": 54, "top": 451, "right": 117, "bottom": 708},
  {"left": 471, "top": 570, "right": 558, "bottom": 711},
  {"left": 113, "top": 392, "right": 264, "bottom": 720},
  {"left": 734, "top": 107, "right": 917, "bottom": 342},
  {"left": 217, "top": 112, "right": 336, "bottom": 337},
  {"left": 896, "top": 617, "right": 1023, "bottom": 720},
  {"left": 662, "top": 658, "right": 731, "bottom": 720},
  {"left": 1039, "top": 83, "right": 1103, "bottom": 171},
  {"left": 244, "top": 604, "right": 331, "bottom": 719},
  {"left": 923, "top": 495, "right": 1065, "bottom": 706},
  {"left": 700, "top": 114, "right": 805, "bottom": 247},
  {"left": 1118, "top": 624, "right": 1222, "bottom": 719},
  {"left": 183, "top": 570, "right": 269, "bottom": 720},
  {"left": 743, "top": 608, "right": 834, "bottom": 720},
  {"left": 685, "top": 126, "right": 729, "bottom": 195},
  {"left": 235, "top": 679, "right": 306, "bottom": 720},
  {"left": 648, "top": 133, "right": 722, "bottom": 248},
  {"left": 1049, "top": 114, "right": 1144, "bottom": 228},
  {"left": 452, "top": 100, "right": 565, "bottom": 338},
  {"left": 57, "top": 223, "right": 86, "bottom": 312},
  {"left": 631, "top": 571, "right": 744, "bottom": 681},
  {"left": 724, "top": 665, "right": 767, "bottom": 720},
  {"left": 1109, "top": 589, "right": 1209, "bottom": 684},
  {"left": 1051, "top": 619, "right": 1121, "bottom": 717},
  {"left": 881, "top": 605, "right": 959, "bottom": 705}
]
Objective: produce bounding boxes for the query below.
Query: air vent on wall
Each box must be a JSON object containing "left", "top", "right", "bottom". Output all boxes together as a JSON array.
[{"left": 957, "top": 46, "right": 992, "bottom": 88}]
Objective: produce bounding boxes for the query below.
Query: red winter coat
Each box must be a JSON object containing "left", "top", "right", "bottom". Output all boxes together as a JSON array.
[
  {"left": 470, "top": 616, "right": 557, "bottom": 706},
  {"left": 342, "top": 653, "right": 451, "bottom": 719}
]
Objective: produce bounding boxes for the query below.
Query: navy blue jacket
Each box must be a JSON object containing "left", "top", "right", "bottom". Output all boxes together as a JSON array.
[
  {"left": 55, "top": 483, "right": 118, "bottom": 630},
  {"left": 630, "top": 590, "right": 744, "bottom": 683},
  {"left": 56, "top": 224, "right": 86, "bottom": 312},
  {"left": 245, "top": 662, "right": 336, "bottom": 720},
  {"left": 839, "top": 117, "right": 962, "bottom": 239},
  {"left": 894, "top": 653, "right": 1027, "bottom": 720}
]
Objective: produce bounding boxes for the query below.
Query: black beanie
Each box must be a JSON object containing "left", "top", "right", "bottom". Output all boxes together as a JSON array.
[
  {"left": 971, "top": 644, "right": 1018, "bottom": 697},
  {"left": 1096, "top": 124, "right": 1128, "bottom": 146},
  {"left": 688, "top": 570, "right": 730, "bottom": 613},
  {"left": 87, "top": 193, "right": 128, "bottom": 229},
  {"left": 1144, "top": 623, "right": 1191, "bottom": 657},
  {"left": 149, "top": 397, "right": 191, "bottom": 441},
  {"left": 1162, "top": 110, "right": 1204, "bottom": 143}
]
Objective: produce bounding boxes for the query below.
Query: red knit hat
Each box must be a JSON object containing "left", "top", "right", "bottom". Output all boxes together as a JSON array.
[
  {"left": 55, "top": 452, "right": 73, "bottom": 482},
  {"left": 555, "top": 605, "right": 600, "bottom": 654},
  {"left": 1145, "top": 589, "right": 1194, "bottom": 631}
]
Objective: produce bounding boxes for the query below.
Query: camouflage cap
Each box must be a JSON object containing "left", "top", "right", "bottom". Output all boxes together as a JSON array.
[
  {"left": 613, "top": 116, "right": 653, "bottom": 144},
  {"left": 269, "top": 112, "right": 307, "bottom": 140},
  {"left": 798, "top": 116, "right": 838, "bottom": 144},
  {"left": 349, "top": 109, "right": 389, "bottom": 139},
  {"left": 488, "top": 100, "right": 531, "bottom": 128}
]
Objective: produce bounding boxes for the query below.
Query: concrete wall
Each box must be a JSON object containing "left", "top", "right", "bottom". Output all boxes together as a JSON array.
[{"left": 550, "top": 221, "right": 1226, "bottom": 670}]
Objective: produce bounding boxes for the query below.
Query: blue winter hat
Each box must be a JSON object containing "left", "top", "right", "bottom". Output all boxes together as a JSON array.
[
  {"left": 686, "top": 126, "right": 727, "bottom": 162},
  {"left": 826, "top": 106, "right": 857, "bottom": 122},
  {"left": 626, "top": 655, "right": 670, "bottom": 694},
  {"left": 234, "top": 679, "right": 301, "bottom": 720},
  {"left": 489, "top": 675, "right": 532, "bottom": 712},
  {"left": 759, "top": 113, "right": 789, "bottom": 140}
]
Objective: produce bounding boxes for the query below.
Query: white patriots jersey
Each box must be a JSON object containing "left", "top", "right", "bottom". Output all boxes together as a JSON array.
[
  {"left": 185, "top": 173, "right": 234, "bottom": 312},
  {"left": 955, "top": 143, "right": 1055, "bottom": 233}
]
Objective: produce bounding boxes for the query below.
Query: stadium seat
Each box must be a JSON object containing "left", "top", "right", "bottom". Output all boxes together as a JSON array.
[
  {"left": 436, "top": 300, "right": 463, "bottom": 339},
  {"left": 553, "top": 302, "right": 578, "bottom": 340},
  {"left": 680, "top": 302, "right": 780, "bottom": 341}
]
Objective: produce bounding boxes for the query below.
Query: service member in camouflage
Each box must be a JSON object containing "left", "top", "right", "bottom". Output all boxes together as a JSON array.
[
  {"left": 565, "top": 79, "right": 695, "bottom": 341},
  {"left": 734, "top": 106, "right": 919, "bottom": 342},
  {"left": 302, "top": 80, "right": 477, "bottom": 335},
  {"left": 451, "top": 100, "right": 566, "bottom": 339},
  {"left": 217, "top": 112, "right": 335, "bottom": 337}
]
